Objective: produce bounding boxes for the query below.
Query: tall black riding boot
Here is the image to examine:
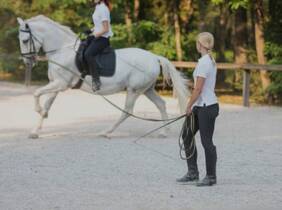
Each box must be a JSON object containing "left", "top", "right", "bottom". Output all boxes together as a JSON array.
[
  {"left": 187, "top": 148, "right": 199, "bottom": 177},
  {"left": 197, "top": 146, "right": 217, "bottom": 187},
  {"left": 177, "top": 148, "right": 199, "bottom": 183},
  {"left": 89, "top": 58, "right": 101, "bottom": 91},
  {"left": 206, "top": 146, "right": 217, "bottom": 177}
]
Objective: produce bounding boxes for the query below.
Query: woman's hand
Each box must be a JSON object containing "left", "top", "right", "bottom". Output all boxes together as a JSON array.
[{"left": 186, "top": 105, "right": 192, "bottom": 116}]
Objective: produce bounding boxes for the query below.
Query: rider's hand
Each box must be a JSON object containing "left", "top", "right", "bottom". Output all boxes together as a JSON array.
[
  {"left": 86, "top": 35, "right": 95, "bottom": 44},
  {"left": 84, "top": 29, "right": 92, "bottom": 35}
]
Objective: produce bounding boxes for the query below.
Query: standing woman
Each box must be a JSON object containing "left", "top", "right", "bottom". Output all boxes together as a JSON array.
[
  {"left": 85, "top": 0, "right": 113, "bottom": 91},
  {"left": 177, "top": 32, "right": 219, "bottom": 186}
]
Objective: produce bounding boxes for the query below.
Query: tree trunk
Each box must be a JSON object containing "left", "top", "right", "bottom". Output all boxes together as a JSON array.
[
  {"left": 233, "top": 6, "right": 248, "bottom": 89},
  {"left": 253, "top": 0, "right": 271, "bottom": 91},
  {"left": 216, "top": 3, "right": 229, "bottom": 84},
  {"left": 198, "top": 0, "right": 207, "bottom": 31},
  {"left": 164, "top": 11, "right": 169, "bottom": 26},
  {"left": 124, "top": 0, "right": 133, "bottom": 44},
  {"left": 180, "top": 0, "right": 193, "bottom": 30},
  {"left": 234, "top": 7, "right": 248, "bottom": 64},
  {"left": 173, "top": 1, "right": 183, "bottom": 61},
  {"left": 134, "top": 0, "right": 140, "bottom": 21}
]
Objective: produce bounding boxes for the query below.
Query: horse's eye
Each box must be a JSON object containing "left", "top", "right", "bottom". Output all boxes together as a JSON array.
[{"left": 23, "top": 39, "right": 29, "bottom": 44}]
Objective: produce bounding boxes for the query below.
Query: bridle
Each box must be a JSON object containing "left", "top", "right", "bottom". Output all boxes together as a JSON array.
[
  {"left": 19, "top": 23, "right": 80, "bottom": 62},
  {"left": 19, "top": 24, "right": 42, "bottom": 61}
]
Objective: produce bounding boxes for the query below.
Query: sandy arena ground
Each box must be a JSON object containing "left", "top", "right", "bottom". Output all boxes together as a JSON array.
[{"left": 0, "top": 81, "right": 282, "bottom": 210}]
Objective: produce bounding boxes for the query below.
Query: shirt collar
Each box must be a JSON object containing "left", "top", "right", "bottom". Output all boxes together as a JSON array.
[
  {"left": 198, "top": 54, "right": 209, "bottom": 62},
  {"left": 97, "top": 2, "right": 105, "bottom": 7}
]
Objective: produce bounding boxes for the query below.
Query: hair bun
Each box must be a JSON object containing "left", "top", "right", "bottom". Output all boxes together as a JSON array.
[{"left": 197, "top": 32, "right": 214, "bottom": 50}]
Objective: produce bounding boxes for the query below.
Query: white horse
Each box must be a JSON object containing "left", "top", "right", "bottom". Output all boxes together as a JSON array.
[{"left": 17, "top": 15, "right": 189, "bottom": 139}]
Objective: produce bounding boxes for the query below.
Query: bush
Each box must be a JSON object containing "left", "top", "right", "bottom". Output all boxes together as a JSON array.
[
  {"left": 265, "top": 42, "right": 282, "bottom": 102},
  {"left": 111, "top": 24, "right": 131, "bottom": 49}
]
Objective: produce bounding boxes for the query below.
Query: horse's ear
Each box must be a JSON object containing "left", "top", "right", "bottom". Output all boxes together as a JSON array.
[{"left": 17, "top": 17, "right": 25, "bottom": 25}]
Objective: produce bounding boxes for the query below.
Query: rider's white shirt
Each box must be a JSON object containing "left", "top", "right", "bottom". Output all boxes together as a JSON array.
[
  {"left": 92, "top": 2, "right": 113, "bottom": 38},
  {"left": 193, "top": 54, "right": 218, "bottom": 107}
]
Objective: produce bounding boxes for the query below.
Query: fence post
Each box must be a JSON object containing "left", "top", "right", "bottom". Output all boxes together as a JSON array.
[
  {"left": 243, "top": 69, "right": 250, "bottom": 107},
  {"left": 25, "top": 64, "right": 32, "bottom": 87}
]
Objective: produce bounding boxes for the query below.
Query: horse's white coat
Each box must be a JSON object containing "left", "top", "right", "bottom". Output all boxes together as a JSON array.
[{"left": 17, "top": 15, "right": 190, "bottom": 138}]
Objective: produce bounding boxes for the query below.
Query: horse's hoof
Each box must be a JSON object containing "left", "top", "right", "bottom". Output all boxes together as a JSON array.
[
  {"left": 97, "top": 132, "right": 111, "bottom": 139},
  {"left": 29, "top": 133, "right": 39, "bottom": 139}
]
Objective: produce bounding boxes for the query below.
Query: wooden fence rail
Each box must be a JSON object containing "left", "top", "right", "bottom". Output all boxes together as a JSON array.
[{"left": 172, "top": 61, "right": 282, "bottom": 107}]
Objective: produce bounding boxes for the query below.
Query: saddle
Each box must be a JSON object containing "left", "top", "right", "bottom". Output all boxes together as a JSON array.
[{"left": 73, "top": 38, "right": 116, "bottom": 89}]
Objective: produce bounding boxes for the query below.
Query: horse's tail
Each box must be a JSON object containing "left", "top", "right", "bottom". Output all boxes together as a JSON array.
[{"left": 157, "top": 55, "right": 190, "bottom": 113}]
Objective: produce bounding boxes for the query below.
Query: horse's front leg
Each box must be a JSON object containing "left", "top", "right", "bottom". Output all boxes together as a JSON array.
[
  {"left": 33, "top": 81, "right": 58, "bottom": 113},
  {"left": 34, "top": 88, "right": 43, "bottom": 114},
  {"left": 29, "top": 80, "right": 67, "bottom": 139}
]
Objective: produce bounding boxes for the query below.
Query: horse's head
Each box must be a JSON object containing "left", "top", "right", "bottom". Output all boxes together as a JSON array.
[{"left": 17, "top": 17, "right": 43, "bottom": 67}]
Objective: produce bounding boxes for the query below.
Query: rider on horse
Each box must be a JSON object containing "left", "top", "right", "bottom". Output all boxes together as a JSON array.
[{"left": 85, "top": 0, "right": 113, "bottom": 91}]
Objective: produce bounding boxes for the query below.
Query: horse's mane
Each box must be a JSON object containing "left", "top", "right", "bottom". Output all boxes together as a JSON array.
[{"left": 27, "top": 15, "right": 77, "bottom": 38}]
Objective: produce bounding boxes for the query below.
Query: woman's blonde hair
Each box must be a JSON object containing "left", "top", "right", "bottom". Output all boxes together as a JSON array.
[{"left": 197, "top": 32, "right": 216, "bottom": 65}]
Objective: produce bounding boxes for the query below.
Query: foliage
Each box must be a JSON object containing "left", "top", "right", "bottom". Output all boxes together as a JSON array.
[
  {"left": 265, "top": 42, "right": 282, "bottom": 101},
  {"left": 211, "top": 0, "right": 249, "bottom": 9},
  {"left": 0, "top": 0, "right": 281, "bottom": 103},
  {"left": 264, "top": 0, "right": 282, "bottom": 102}
]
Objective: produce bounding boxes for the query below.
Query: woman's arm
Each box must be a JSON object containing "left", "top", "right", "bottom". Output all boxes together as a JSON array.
[
  {"left": 93, "top": 21, "right": 109, "bottom": 38},
  {"left": 186, "top": 77, "right": 205, "bottom": 115}
]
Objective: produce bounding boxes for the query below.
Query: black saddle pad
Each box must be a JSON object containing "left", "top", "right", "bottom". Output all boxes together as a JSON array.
[
  {"left": 95, "top": 47, "right": 116, "bottom": 77},
  {"left": 75, "top": 40, "right": 116, "bottom": 78}
]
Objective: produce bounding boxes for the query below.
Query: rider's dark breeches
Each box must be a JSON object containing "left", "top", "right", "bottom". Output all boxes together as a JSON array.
[{"left": 84, "top": 37, "right": 110, "bottom": 78}]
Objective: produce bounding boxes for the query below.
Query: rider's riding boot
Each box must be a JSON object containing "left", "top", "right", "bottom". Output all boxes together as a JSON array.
[
  {"left": 89, "top": 59, "right": 101, "bottom": 91},
  {"left": 92, "top": 77, "right": 101, "bottom": 92}
]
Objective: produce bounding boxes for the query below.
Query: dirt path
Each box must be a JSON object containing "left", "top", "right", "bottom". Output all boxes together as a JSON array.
[{"left": 0, "top": 82, "right": 281, "bottom": 210}]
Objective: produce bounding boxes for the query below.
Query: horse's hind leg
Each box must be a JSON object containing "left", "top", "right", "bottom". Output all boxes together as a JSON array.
[
  {"left": 98, "top": 89, "right": 140, "bottom": 137},
  {"left": 144, "top": 88, "right": 169, "bottom": 137}
]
